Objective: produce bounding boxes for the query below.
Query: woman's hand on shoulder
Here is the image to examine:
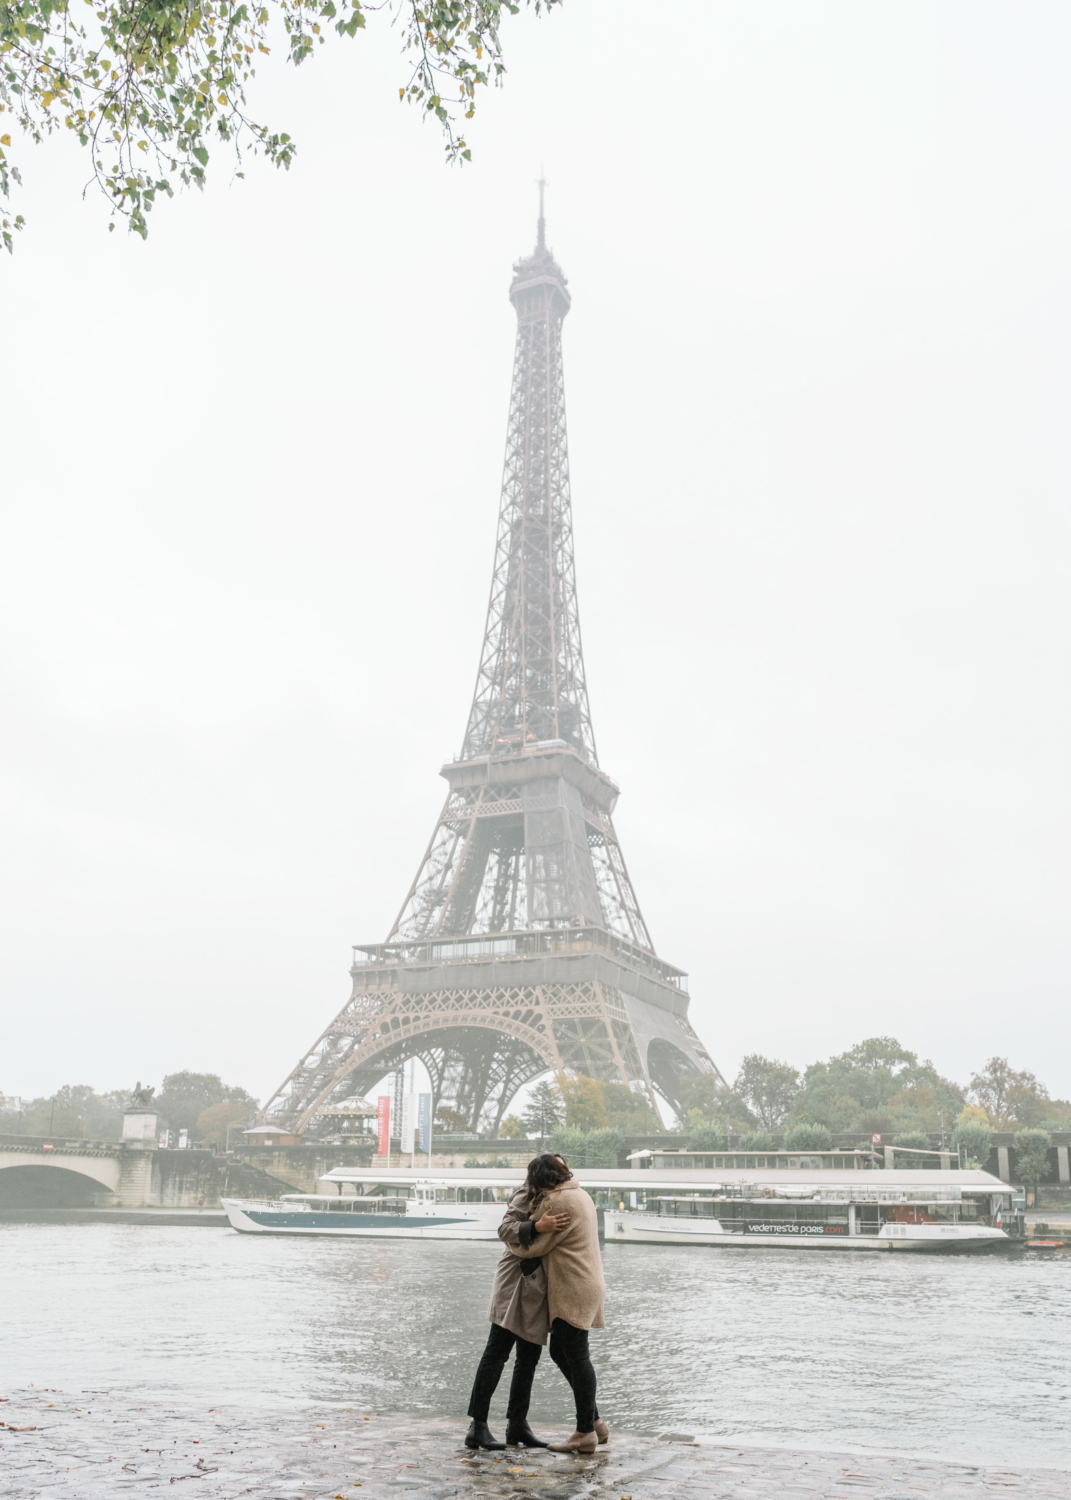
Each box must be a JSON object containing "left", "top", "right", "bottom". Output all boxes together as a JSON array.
[{"left": 534, "top": 1210, "right": 570, "bottom": 1234}]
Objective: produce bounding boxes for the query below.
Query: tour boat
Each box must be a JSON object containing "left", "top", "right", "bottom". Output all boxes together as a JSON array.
[{"left": 221, "top": 1164, "right": 1020, "bottom": 1250}]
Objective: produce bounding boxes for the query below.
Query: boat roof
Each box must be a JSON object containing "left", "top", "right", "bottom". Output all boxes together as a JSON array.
[{"left": 318, "top": 1165, "right": 1010, "bottom": 1191}]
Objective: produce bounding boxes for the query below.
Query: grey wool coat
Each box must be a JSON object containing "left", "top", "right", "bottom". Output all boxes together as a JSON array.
[
  {"left": 509, "top": 1177, "right": 606, "bottom": 1332},
  {"left": 487, "top": 1186, "right": 551, "bottom": 1345}
]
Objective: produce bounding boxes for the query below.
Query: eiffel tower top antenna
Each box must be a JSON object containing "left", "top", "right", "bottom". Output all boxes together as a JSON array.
[{"left": 536, "top": 168, "right": 546, "bottom": 251}]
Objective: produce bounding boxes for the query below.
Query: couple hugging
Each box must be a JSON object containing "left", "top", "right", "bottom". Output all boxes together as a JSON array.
[{"left": 465, "top": 1153, "right": 609, "bottom": 1455}]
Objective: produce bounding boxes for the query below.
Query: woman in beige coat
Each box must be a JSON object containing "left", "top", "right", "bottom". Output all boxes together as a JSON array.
[
  {"left": 509, "top": 1156, "right": 608, "bottom": 1455},
  {"left": 464, "top": 1161, "right": 569, "bottom": 1451},
  {"left": 465, "top": 1155, "right": 609, "bottom": 1452}
]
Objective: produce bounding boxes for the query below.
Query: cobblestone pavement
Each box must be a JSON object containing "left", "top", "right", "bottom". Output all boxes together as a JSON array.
[{"left": 1, "top": 1389, "right": 1068, "bottom": 1500}]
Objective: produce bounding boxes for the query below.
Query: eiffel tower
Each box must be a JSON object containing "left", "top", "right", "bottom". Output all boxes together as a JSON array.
[{"left": 265, "top": 192, "right": 721, "bottom": 1135}]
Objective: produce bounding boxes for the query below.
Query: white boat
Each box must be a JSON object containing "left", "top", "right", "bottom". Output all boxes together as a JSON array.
[
  {"left": 221, "top": 1165, "right": 1020, "bottom": 1250},
  {"left": 221, "top": 1181, "right": 509, "bottom": 1239}
]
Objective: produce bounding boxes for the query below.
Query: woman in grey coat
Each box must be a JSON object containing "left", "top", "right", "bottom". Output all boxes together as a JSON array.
[
  {"left": 464, "top": 1165, "right": 568, "bottom": 1451},
  {"left": 465, "top": 1155, "right": 610, "bottom": 1452}
]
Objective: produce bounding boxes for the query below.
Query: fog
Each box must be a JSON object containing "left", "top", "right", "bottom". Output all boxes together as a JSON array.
[{"left": 1, "top": 2, "right": 1068, "bottom": 1105}]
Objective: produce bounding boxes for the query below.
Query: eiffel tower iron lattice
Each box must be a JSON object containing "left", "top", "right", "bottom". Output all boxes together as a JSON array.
[{"left": 265, "top": 203, "right": 722, "bottom": 1136}]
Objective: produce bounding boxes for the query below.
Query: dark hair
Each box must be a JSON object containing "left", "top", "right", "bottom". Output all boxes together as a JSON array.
[{"left": 525, "top": 1152, "right": 571, "bottom": 1204}]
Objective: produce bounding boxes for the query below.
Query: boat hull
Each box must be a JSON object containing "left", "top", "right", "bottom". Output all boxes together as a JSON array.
[
  {"left": 220, "top": 1198, "right": 502, "bottom": 1239},
  {"left": 602, "top": 1210, "right": 1010, "bottom": 1251}
]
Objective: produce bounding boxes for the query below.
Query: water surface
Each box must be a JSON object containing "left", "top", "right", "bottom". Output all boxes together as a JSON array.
[{"left": 3, "top": 1224, "right": 1068, "bottom": 1467}]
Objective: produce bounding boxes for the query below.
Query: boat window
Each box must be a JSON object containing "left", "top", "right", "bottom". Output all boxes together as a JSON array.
[{"left": 855, "top": 1204, "right": 880, "bottom": 1234}]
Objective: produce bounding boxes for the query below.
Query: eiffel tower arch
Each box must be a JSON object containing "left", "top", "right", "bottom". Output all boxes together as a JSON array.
[{"left": 265, "top": 195, "right": 723, "bottom": 1135}]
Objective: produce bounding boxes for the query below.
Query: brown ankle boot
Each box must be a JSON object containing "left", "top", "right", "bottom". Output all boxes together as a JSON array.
[{"left": 547, "top": 1431, "right": 598, "bottom": 1454}]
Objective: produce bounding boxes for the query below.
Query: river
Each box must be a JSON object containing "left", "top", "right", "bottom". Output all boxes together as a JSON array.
[{"left": 2, "top": 1224, "right": 1068, "bottom": 1467}]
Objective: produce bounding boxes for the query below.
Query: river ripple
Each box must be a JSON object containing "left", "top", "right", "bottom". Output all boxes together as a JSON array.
[{"left": 2, "top": 1224, "right": 1068, "bottom": 1466}]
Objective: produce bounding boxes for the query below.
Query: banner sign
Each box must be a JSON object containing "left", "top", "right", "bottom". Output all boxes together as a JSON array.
[
  {"left": 377, "top": 1095, "right": 391, "bottom": 1157},
  {"left": 745, "top": 1222, "right": 846, "bottom": 1236},
  {"left": 417, "top": 1094, "right": 432, "bottom": 1155},
  {"left": 400, "top": 1093, "right": 416, "bottom": 1155}
]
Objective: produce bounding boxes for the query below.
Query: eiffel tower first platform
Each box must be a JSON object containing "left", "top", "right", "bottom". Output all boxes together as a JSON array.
[{"left": 265, "top": 200, "right": 722, "bottom": 1135}]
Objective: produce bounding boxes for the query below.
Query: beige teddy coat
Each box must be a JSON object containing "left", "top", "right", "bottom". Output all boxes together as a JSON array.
[{"left": 509, "top": 1177, "right": 606, "bottom": 1331}]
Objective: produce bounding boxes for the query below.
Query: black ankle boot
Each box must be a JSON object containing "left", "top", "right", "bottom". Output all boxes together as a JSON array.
[
  {"left": 506, "top": 1420, "right": 549, "bottom": 1448},
  {"left": 465, "top": 1420, "right": 506, "bottom": 1451}
]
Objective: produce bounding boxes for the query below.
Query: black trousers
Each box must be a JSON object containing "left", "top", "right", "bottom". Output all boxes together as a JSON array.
[
  {"left": 467, "top": 1323, "right": 542, "bottom": 1424},
  {"left": 548, "top": 1318, "right": 598, "bottom": 1434}
]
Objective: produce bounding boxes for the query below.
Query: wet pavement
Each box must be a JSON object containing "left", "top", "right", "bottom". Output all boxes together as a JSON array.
[{"left": 1, "top": 1389, "right": 1069, "bottom": 1499}]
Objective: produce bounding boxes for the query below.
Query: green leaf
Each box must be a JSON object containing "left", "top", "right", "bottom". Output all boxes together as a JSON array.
[{"left": 192, "top": 144, "right": 208, "bottom": 165}]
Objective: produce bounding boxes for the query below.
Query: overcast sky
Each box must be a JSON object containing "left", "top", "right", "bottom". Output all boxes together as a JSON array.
[{"left": 2, "top": 2, "right": 1069, "bottom": 1109}]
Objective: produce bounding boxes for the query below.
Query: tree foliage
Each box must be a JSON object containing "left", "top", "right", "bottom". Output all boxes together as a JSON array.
[
  {"left": 600, "top": 1080, "right": 660, "bottom": 1132},
  {"left": 732, "top": 1054, "right": 800, "bottom": 1129},
  {"left": 547, "top": 1125, "right": 624, "bottom": 1169},
  {"left": 891, "top": 1129, "right": 933, "bottom": 1168},
  {"left": 195, "top": 1099, "right": 253, "bottom": 1145},
  {"left": 1, "top": 1083, "right": 128, "bottom": 1138},
  {"left": 154, "top": 1070, "right": 257, "bottom": 1132},
  {"left": 783, "top": 1121, "right": 833, "bottom": 1151},
  {"left": 787, "top": 1036, "right": 963, "bottom": 1136},
  {"left": 969, "top": 1057, "right": 1052, "bottom": 1129},
  {"left": 520, "top": 1078, "right": 563, "bottom": 1140},
  {"left": 552, "top": 1074, "right": 660, "bottom": 1134},
  {"left": 0, "top": 0, "right": 561, "bottom": 250},
  {"left": 735, "top": 1129, "right": 774, "bottom": 1150},
  {"left": 497, "top": 1113, "right": 527, "bottom": 1139},
  {"left": 952, "top": 1120, "right": 993, "bottom": 1170},
  {"left": 556, "top": 1074, "right": 608, "bottom": 1132},
  {"left": 675, "top": 1072, "right": 745, "bottom": 1132},
  {"left": 1013, "top": 1128, "right": 1051, "bottom": 1193},
  {"left": 433, "top": 1104, "right": 470, "bottom": 1134}
]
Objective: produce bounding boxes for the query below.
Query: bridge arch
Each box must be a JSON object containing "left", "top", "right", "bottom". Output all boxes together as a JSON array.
[{"left": 0, "top": 1162, "right": 118, "bottom": 1208}]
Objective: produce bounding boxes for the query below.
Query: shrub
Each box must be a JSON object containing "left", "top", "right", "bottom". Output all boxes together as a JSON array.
[
  {"left": 952, "top": 1121, "right": 993, "bottom": 1170},
  {"left": 784, "top": 1123, "right": 833, "bottom": 1151},
  {"left": 547, "top": 1126, "right": 625, "bottom": 1169},
  {"left": 892, "top": 1130, "right": 933, "bottom": 1168},
  {"left": 1014, "top": 1128, "right": 1052, "bottom": 1198},
  {"left": 736, "top": 1130, "right": 774, "bottom": 1150},
  {"left": 688, "top": 1124, "right": 726, "bottom": 1151},
  {"left": 583, "top": 1129, "right": 626, "bottom": 1168},
  {"left": 547, "top": 1127, "right": 587, "bottom": 1165}
]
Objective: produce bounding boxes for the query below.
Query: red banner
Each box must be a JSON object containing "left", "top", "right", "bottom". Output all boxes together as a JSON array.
[{"left": 377, "top": 1096, "right": 391, "bottom": 1157}]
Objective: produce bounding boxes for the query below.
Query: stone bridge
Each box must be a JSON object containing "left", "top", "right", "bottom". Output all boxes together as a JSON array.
[{"left": 0, "top": 1136, "right": 378, "bottom": 1210}]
